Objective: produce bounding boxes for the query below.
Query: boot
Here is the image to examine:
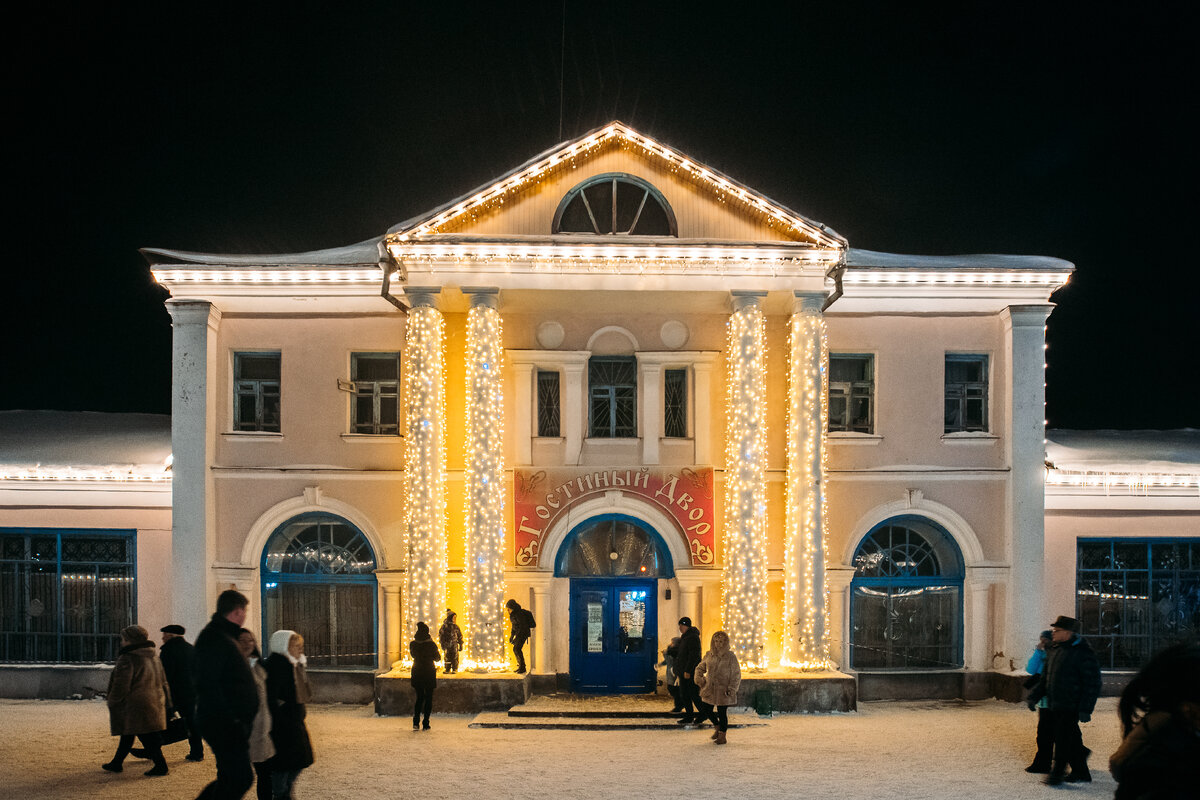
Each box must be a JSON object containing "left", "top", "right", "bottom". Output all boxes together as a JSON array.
[
  {"left": 412, "top": 718, "right": 420, "bottom": 730},
  {"left": 144, "top": 762, "right": 169, "bottom": 777},
  {"left": 101, "top": 761, "right": 123, "bottom": 773},
  {"left": 710, "top": 730, "right": 719, "bottom": 740},
  {"left": 1024, "top": 759, "right": 1052, "bottom": 774},
  {"left": 129, "top": 747, "right": 149, "bottom": 759},
  {"left": 714, "top": 729, "right": 727, "bottom": 745}
]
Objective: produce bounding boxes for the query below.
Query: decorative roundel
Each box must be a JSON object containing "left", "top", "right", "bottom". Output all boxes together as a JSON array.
[
  {"left": 660, "top": 320, "right": 689, "bottom": 349},
  {"left": 537, "top": 321, "right": 565, "bottom": 349}
]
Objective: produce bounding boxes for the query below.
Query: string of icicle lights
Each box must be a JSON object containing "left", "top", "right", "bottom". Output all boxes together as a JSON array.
[
  {"left": 782, "top": 303, "right": 832, "bottom": 670},
  {"left": 723, "top": 296, "right": 770, "bottom": 668},
  {"left": 403, "top": 302, "right": 448, "bottom": 637},
  {"left": 462, "top": 300, "right": 509, "bottom": 669}
]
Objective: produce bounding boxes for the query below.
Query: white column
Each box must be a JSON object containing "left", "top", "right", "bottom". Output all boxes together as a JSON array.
[
  {"left": 512, "top": 362, "right": 533, "bottom": 465},
  {"left": 562, "top": 362, "right": 585, "bottom": 463},
  {"left": 402, "top": 287, "right": 447, "bottom": 635},
  {"left": 693, "top": 361, "right": 713, "bottom": 464},
  {"left": 463, "top": 287, "right": 507, "bottom": 667},
  {"left": 1004, "top": 305, "right": 1053, "bottom": 663},
  {"left": 783, "top": 291, "right": 830, "bottom": 669},
  {"left": 825, "top": 567, "right": 855, "bottom": 670},
  {"left": 723, "top": 291, "right": 770, "bottom": 668},
  {"left": 675, "top": 569, "right": 706, "bottom": 629},
  {"left": 528, "top": 573, "right": 553, "bottom": 674},
  {"left": 166, "top": 299, "right": 221, "bottom": 635},
  {"left": 640, "top": 360, "right": 663, "bottom": 464},
  {"left": 375, "top": 570, "right": 404, "bottom": 668}
]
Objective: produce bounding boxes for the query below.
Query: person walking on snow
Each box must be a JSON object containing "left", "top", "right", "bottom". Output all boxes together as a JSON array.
[
  {"left": 264, "top": 630, "right": 314, "bottom": 800},
  {"left": 694, "top": 630, "right": 742, "bottom": 745},
  {"left": 155, "top": 624, "right": 204, "bottom": 762},
  {"left": 505, "top": 599, "right": 535, "bottom": 674},
  {"left": 674, "top": 617, "right": 702, "bottom": 725},
  {"left": 102, "top": 624, "right": 171, "bottom": 776},
  {"left": 1023, "top": 630, "right": 1055, "bottom": 773},
  {"left": 234, "top": 629, "right": 274, "bottom": 800},
  {"left": 1028, "top": 615, "right": 1101, "bottom": 786},
  {"left": 409, "top": 621, "right": 441, "bottom": 730},
  {"left": 438, "top": 610, "right": 463, "bottom": 674}
]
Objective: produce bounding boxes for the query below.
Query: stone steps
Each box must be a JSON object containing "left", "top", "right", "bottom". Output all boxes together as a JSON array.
[{"left": 467, "top": 693, "right": 770, "bottom": 729}]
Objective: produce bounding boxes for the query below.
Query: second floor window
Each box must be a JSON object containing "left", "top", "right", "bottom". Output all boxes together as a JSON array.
[
  {"left": 351, "top": 353, "right": 400, "bottom": 434},
  {"left": 944, "top": 354, "right": 989, "bottom": 433},
  {"left": 589, "top": 356, "right": 637, "bottom": 438},
  {"left": 234, "top": 352, "right": 281, "bottom": 432},
  {"left": 537, "top": 370, "right": 561, "bottom": 437},
  {"left": 664, "top": 368, "right": 688, "bottom": 438},
  {"left": 829, "top": 354, "right": 874, "bottom": 433}
]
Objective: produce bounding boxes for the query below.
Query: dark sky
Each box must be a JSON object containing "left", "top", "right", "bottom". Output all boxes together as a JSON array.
[{"left": 8, "top": 2, "right": 1197, "bottom": 429}]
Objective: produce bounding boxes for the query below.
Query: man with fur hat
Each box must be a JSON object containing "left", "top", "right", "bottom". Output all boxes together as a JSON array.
[
  {"left": 1028, "top": 615, "right": 1102, "bottom": 786},
  {"left": 158, "top": 624, "right": 203, "bottom": 761}
]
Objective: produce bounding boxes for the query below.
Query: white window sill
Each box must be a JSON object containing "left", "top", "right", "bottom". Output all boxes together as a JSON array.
[
  {"left": 584, "top": 437, "right": 640, "bottom": 446},
  {"left": 222, "top": 431, "right": 283, "bottom": 440},
  {"left": 941, "top": 432, "right": 999, "bottom": 444},
  {"left": 533, "top": 437, "right": 565, "bottom": 444},
  {"left": 660, "top": 437, "right": 693, "bottom": 445},
  {"left": 828, "top": 432, "right": 882, "bottom": 445},
  {"left": 340, "top": 433, "right": 402, "bottom": 443}
]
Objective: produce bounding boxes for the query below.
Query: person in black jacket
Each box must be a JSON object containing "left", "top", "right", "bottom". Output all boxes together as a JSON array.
[
  {"left": 265, "top": 630, "right": 314, "bottom": 800},
  {"left": 1028, "top": 615, "right": 1102, "bottom": 786},
  {"left": 159, "top": 624, "right": 204, "bottom": 761},
  {"left": 409, "top": 621, "right": 441, "bottom": 730},
  {"left": 674, "top": 617, "right": 702, "bottom": 725},
  {"left": 193, "top": 589, "right": 259, "bottom": 800},
  {"left": 505, "top": 599, "right": 534, "bottom": 674}
]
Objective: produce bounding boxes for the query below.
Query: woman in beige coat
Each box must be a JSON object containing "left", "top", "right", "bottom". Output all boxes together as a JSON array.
[
  {"left": 693, "top": 630, "right": 741, "bottom": 744},
  {"left": 102, "top": 625, "right": 170, "bottom": 775},
  {"left": 236, "top": 629, "right": 276, "bottom": 800}
]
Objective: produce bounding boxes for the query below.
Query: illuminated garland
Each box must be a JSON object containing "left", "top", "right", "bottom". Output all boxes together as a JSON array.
[
  {"left": 462, "top": 298, "right": 509, "bottom": 668},
  {"left": 723, "top": 295, "right": 770, "bottom": 668},
  {"left": 403, "top": 302, "right": 448, "bottom": 636},
  {"left": 782, "top": 299, "right": 832, "bottom": 670}
]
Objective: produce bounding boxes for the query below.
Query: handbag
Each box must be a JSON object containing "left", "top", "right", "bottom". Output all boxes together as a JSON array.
[{"left": 161, "top": 710, "right": 189, "bottom": 745}]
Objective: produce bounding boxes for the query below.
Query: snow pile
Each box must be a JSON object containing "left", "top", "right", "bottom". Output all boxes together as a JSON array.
[
  {"left": 0, "top": 411, "right": 170, "bottom": 471},
  {"left": 1046, "top": 429, "right": 1200, "bottom": 475}
]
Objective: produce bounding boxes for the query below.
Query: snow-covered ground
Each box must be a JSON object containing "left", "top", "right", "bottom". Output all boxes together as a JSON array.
[{"left": 0, "top": 697, "right": 1124, "bottom": 799}]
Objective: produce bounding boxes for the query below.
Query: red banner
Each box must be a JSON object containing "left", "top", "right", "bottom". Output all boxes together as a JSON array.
[{"left": 512, "top": 466, "right": 716, "bottom": 569}]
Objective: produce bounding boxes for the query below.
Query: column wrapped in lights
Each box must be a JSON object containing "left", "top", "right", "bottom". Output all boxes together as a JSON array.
[
  {"left": 403, "top": 288, "right": 448, "bottom": 638},
  {"left": 782, "top": 292, "right": 831, "bottom": 670},
  {"left": 723, "top": 291, "right": 770, "bottom": 668},
  {"left": 462, "top": 288, "right": 508, "bottom": 668}
]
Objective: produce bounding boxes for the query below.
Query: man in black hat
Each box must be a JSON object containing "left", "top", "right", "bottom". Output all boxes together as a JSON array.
[
  {"left": 1028, "top": 615, "right": 1101, "bottom": 786},
  {"left": 674, "top": 616, "right": 702, "bottom": 725},
  {"left": 159, "top": 624, "right": 203, "bottom": 761}
]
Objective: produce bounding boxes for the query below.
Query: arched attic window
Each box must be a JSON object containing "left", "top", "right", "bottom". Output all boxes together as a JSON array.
[{"left": 553, "top": 173, "right": 678, "bottom": 236}]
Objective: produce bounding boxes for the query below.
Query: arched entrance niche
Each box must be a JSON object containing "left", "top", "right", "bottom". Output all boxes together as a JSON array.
[{"left": 537, "top": 491, "right": 691, "bottom": 573}]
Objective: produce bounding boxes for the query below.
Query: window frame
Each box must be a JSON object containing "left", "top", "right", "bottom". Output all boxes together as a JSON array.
[
  {"left": 350, "top": 352, "right": 401, "bottom": 435},
  {"left": 233, "top": 351, "right": 282, "bottom": 433},
  {"left": 588, "top": 356, "right": 638, "bottom": 439},
  {"left": 828, "top": 353, "right": 875, "bottom": 434},
  {"left": 552, "top": 172, "right": 679, "bottom": 237},
  {"left": 943, "top": 353, "right": 990, "bottom": 434},
  {"left": 663, "top": 367, "right": 689, "bottom": 439},
  {"left": 536, "top": 369, "right": 561, "bottom": 438}
]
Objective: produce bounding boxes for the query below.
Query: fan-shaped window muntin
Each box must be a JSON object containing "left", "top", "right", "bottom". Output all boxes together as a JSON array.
[
  {"left": 850, "top": 516, "right": 964, "bottom": 670},
  {"left": 553, "top": 173, "right": 678, "bottom": 236},
  {"left": 263, "top": 514, "right": 376, "bottom": 576},
  {"left": 556, "top": 515, "right": 674, "bottom": 578}
]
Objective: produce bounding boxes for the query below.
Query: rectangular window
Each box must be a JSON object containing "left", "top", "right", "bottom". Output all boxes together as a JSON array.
[
  {"left": 664, "top": 368, "right": 688, "bottom": 438},
  {"left": 1076, "top": 538, "right": 1200, "bottom": 670},
  {"left": 234, "top": 352, "right": 281, "bottom": 432},
  {"left": 944, "top": 354, "right": 989, "bottom": 433},
  {"left": 351, "top": 353, "right": 400, "bottom": 435},
  {"left": 536, "top": 370, "right": 561, "bottom": 437},
  {"left": 0, "top": 528, "right": 136, "bottom": 663},
  {"left": 588, "top": 356, "right": 637, "bottom": 438},
  {"left": 829, "top": 354, "right": 874, "bottom": 433}
]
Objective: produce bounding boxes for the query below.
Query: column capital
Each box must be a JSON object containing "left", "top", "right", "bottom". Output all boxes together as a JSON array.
[
  {"left": 730, "top": 290, "right": 768, "bottom": 312},
  {"left": 404, "top": 286, "right": 442, "bottom": 308},
  {"left": 166, "top": 298, "right": 222, "bottom": 331},
  {"left": 463, "top": 286, "right": 501, "bottom": 309},
  {"left": 792, "top": 291, "right": 826, "bottom": 315},
  {"left": 1003, "top": 303, "right": 1054, "bottom": 330}
]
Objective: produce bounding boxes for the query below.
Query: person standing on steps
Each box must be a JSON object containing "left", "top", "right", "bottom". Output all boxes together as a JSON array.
[
  {"left": 409, "top": 621, "right": 441, "bottom": 730},
  {"left": 505, "top": 598, "right": 535, "bottom": 674},
  {"left": 438, "top": 610, "right": 463, "bottom": 674},
  {"left": 102, "top": 625, "right": 171, "bottom": 777},
  {"left": 1028, "top": 615, "right": 1101, "bottom": 787},
  {"left": 674, "top": 617, "right": 702, "bottom": 726}
]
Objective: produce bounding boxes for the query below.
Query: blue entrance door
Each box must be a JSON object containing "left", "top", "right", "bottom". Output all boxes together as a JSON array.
[{"left": 569, "top": 578, "right": 657, "bottom": 693}]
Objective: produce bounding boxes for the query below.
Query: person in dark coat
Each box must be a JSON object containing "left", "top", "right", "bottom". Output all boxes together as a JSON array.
[
  {"left": 438, "top": 610, "right": 463, "bottom": 674},
  {"left": 1028, "top": 615, "right": 1102, "bottom": 786},
  {"left": 674, "top": 617, "right": 702, "bottom": 725},
  {"left": 265, "top": 630, "right": 314, "bottom": 800},
  {"left": 1023, "top": 630, "right": 1054, "bottom": 773},
  {"left": 409, "top": 621, "right": 441, "bottom": 730},
  {"left": 1109, "top": 642, "right": 1200, "bottom": 800},
  {"left": 505, "top": 598, "right": 534, "bottom": 674},
  {"left": 102, "top": 625, "right": 170, "bottom": 776},
  {"left": 193, "top": 589, "right": 259, "bottom": 800},
  {"left": 158, "top": 624, "right": 204, "bottom": 761}
]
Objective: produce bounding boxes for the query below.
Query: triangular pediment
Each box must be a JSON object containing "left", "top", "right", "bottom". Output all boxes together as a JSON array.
[{"left": 388, "top": 122, "right": 845, "bottom": 250}]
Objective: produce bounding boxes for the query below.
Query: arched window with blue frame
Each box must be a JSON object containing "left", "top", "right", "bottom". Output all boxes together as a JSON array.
[
  {"left": 555, "top": 515, "right": 674, "bottom": 579},
  {"left": 850, "top": 515, "right": 964, "bottom": 670},
  {"left": 261, "top": 513, "right": 377, "bottom": 668}
]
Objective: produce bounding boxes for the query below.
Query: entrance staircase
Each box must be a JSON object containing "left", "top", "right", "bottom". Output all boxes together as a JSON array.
[{"left": 468, "top": 693, "right": 770, "bottom": 730}]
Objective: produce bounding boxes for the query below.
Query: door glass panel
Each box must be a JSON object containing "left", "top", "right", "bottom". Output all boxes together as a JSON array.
[
  {"left": 586, "top": 600, "right": 604, "bottom": 652},
  {"left": 618, "top": 589, "right": 647, "bottom": 653}
]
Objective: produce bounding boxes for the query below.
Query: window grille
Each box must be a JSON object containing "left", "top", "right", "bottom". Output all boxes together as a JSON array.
[
  {"left": 537, "top": 370, "right": 561, "bottom": 437},
  {"left": 664, "top": 368, "right": 687, "bottom": 438},
  {"left": 588, "top": 357, "right": 637, "bottom": 438},
  {"left": 234, "top": 352, "right": 281, "bottom": 432},
  {"left": 554, "top": 173, "right": 677, "bottom": 236},
  {"left": 944, "top": 354, "right": 989, "bottom": 433},
  {"left": 351, "top": 353, "right": 400, "bottom": 435},
  {"left": 0, "top": 528, "right": 135, "bottom": 663},
  {"left": 1076, "top": 539, "right": 1200, "bottom": 669},
  {"left": 829, "top": 354, "right": 874, "bottom": 433},
  {"left": 556, "top": 517, "right": 668, "bottom": 578}
]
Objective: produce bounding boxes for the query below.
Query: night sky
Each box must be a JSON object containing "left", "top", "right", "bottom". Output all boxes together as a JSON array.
[{"left": 8, "top": 3, "right": 1197, "bottom": 429}]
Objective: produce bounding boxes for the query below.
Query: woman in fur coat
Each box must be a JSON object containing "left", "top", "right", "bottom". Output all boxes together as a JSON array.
[
  {"left": 265, "top": 630, "right": 313, "bottom": 800},
  {"left": 693, "top": 630, "right": 741, "bottom": 745},
  {"left": 236, "top": 629, "right": 275, "bottom": 800},
  {"left": 102, "top": 625, "right": 170, "bottom": 776}
]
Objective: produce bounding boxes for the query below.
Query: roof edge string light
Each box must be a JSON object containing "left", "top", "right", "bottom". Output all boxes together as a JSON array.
[
  {"left": 843, "top": 271, "right": 1072, "bottom": 287},
  {"left": 1045, "top": 468, "right": 1200, "bottom": 496}
]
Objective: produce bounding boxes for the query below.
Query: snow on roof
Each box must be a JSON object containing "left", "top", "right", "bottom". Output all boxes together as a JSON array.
[
  {"left": 0, "top": 411, "right": 171, "bottom": 470},
  {"left": 846, "top": 248, "right": 1073, "bottom": 272},
  {"left": 1046, "top": 429, "right": 1200, "bottom": 475},
  {"left": 141, "top": 237, "right": 384, "bottom": 267}
]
